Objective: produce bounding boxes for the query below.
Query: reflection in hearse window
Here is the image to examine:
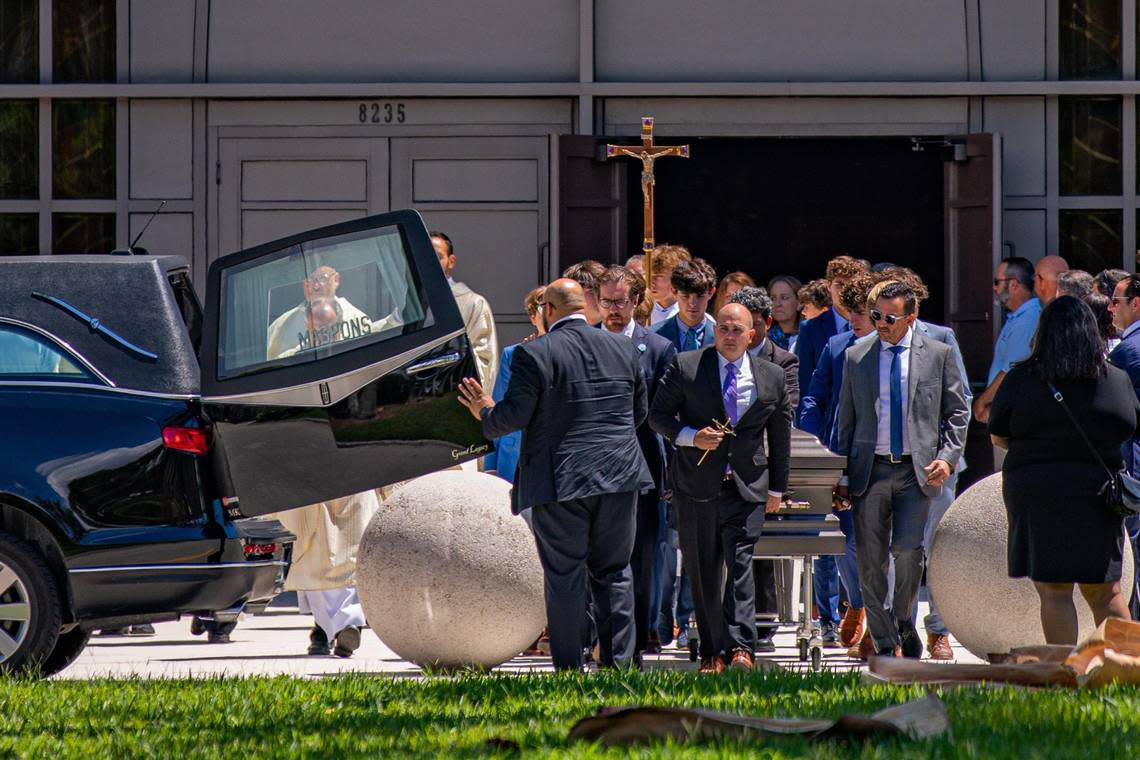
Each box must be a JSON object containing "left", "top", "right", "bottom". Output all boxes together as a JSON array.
[
  {"left": 219, "top": 225, "right": 431, "bottom": 378},
  {"left": 0, "top": 324, "right": 94, "bottom": 381}
]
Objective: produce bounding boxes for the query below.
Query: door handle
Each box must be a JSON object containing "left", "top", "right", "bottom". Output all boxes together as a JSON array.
[{"left": 407, "top": 352, "right": 462, "bottom": 374}]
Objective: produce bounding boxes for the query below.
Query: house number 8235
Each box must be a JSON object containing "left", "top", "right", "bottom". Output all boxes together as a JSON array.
[{"left": 358, "top": 102, "right": 406, "bottom": 124}]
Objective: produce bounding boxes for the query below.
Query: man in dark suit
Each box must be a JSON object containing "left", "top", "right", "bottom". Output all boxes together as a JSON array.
[
  {"left": 650, "top": 303, "right": 792, "bottom": 673},
  {"left": 834, "top": 281, "right": 969, "bottom": 658},
  {"left": 458, "top": 279, "right": 652, "bottom": 671},
  {"left": 1108, "top": 273, "right": 1140, "bottom": 620},
  {"left": 728, "top": 285, "right": 799, "bottom": 652},
  {"left": 795, "top": 255, "right": 870, "bottom": 419},
  {"left": 597, "top": 265, "right": 677, "bottom": 655}
]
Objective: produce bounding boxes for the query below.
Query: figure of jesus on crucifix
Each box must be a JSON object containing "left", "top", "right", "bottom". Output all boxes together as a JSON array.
[{"left": 605, "top": 117, "right": 689, "bottom": 284}]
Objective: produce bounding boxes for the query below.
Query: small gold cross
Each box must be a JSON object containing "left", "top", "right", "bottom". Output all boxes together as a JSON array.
[{"left": 696, "top": 418, "right": 736, "bottom": 466}]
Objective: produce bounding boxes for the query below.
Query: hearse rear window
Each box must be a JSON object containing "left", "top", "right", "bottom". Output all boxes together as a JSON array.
[
  {"left": 0, "top": 323, "right": 94, "bottom": 381},
  {"left": 217, "top": 224, "right": 430, "bottom": 379}
]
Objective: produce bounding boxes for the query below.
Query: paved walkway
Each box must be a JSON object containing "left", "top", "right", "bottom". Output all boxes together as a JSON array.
[{"left": 58, "top": 601, "right": 982, "bottom": 679}]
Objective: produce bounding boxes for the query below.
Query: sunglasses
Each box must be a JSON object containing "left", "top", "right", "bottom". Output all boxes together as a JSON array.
[
  {"left": 870, "top": 310, "right": 907, "bottom": 325},
  {"left": 993, "top": 277, "right": 1015, "bottom": 286}
]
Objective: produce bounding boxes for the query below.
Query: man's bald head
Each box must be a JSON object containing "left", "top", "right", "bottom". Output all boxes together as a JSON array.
[
  {"left": 714, "top": 303, "right": 755, "bottom": 361},
  {"left": 541, "top": 278, "right": 587, "bottom": 326},
  {"left": 717, "top": 302, "right": 754, "bottom": 328},
  {"left": 1035, "top": 255, "right": 1070, "bottom": 304}
]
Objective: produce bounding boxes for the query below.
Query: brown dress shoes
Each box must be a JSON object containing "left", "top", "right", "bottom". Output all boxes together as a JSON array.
[
  {"left": 698, "top": 655, "right": 726, "bottom": 674},
  {"left": 729, "top": 649, "right": 754, "bottom": 672},
  {"left": 927, "top": 632, "right": 954, "bottom": 660},
  {"left": 839, "top": 606, "right": 865, "bottom": 648},
  {"left": 847, "top": 630, "right": 876, "bottom": 661}
]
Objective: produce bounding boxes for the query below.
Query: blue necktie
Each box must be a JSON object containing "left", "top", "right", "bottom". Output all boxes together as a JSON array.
[
  {"left": 685, "top": 324, "right": 701, "bottom": 351},
  {"left": 889, "top": 345, "right": 904, "bottom": 459}
]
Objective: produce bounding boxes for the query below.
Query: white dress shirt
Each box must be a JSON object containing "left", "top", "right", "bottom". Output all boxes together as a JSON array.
[
  {"left": 747, "top": 337, "right": 769, "bottom": 359},
  {"left": 675, "top": 352, "right": 780, "bottom": 496},
  {"left": 875, "top": 326, "right": 913, "bottom": 456},
  {"left": 676, "top": 353, "right": 755, "bottom": 448},
  {"left": 620, "top": 318, "right": 636, "bottom": 338},
  {"left": 651, "top": 301, "right": 679, "bottom": 326},
  {"left": 548, "top": 313, "right": 588, "bottom": 331}
]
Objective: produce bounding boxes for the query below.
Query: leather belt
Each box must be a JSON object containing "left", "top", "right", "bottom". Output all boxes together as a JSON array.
[{"left": 874, "top": 453, "right": 912, "bottom": 464}]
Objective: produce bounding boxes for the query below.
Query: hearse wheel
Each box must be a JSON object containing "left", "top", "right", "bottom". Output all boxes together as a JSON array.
[
  {"left": 0, "top": 533, "right": 63, "bottom": 677},
  {"left": 39, "top": 627, "right": 90, "bottom": 676}
]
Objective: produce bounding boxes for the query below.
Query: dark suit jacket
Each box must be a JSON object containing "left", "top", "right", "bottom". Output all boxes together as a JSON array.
[
  {"left": 653, "top": 313, "right": 717, "bottom": 354},
  {"left": 834, "top": 332, "right": 970, "bottom": 498},
  {"left": 649, "top": 346, "right": 792, "bottom": 503},
  {"left": 799, "top": 330, "right": 859, "bottom": 451},
  {"left": 481, "top": 317, "right": 653, "bottom": 513},
  {"left": 752, "top": 338, "right": 799, "bottom": 411},
  {"left": 1109, "top": 327, "right": 1140, "bottom": 475},
  {"left": 794, "top": 310, "right": 841, "bottom": 418},
  {"left": 629, "top": 322, "right": 677, "bottom": 490}
]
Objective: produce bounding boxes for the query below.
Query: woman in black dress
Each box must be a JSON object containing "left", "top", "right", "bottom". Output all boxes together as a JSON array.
[{"left": 989, "top": 296, "right": 1138, "bottom": 644}]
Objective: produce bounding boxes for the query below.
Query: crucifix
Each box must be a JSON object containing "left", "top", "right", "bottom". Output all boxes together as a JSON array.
[{"left": 604, "top": 116, "right": 689, "bottom": 283}]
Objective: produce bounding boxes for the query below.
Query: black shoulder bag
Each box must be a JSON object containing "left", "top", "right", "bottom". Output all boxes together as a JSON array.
[{"left": 1048, "top": 382, "right": 1140, "bottom": 519}]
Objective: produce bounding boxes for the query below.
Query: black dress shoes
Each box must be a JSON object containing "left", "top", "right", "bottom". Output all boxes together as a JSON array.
[
  {"left": 308, "top": 625, "right": 331, "bottom": 656},
  {"left": 899, "top": 625, "right": 923, "bottom": 659}
]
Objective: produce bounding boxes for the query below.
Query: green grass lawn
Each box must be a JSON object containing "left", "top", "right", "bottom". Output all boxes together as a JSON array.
[{"left": 2, "top": 670, "right": 1139, "bottom": 758}]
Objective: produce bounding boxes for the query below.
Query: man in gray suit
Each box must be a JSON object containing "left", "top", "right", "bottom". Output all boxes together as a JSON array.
[{"left": 834, "top": 281, "right": 969, "bottom": 658}]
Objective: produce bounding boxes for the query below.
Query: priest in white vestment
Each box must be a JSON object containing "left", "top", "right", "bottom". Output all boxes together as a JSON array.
[
  {"left": 431, "top": 231, "right": 499, "bottom": 385},
  {"left": 265, "top": 268, "right": 384, "bottom": 656}
]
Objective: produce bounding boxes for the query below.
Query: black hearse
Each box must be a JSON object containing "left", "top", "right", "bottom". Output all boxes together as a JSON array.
[{"left": 0, "top": 210, "right": 487, "bottom": 676}]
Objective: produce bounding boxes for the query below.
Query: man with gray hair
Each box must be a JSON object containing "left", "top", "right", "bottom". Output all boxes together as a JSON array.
[
  {"left": 1057, "top": 269, "right": 1094, "bottom": 299},
  {"left": 974, "top": 257, "right": 1039, "bottom": 426}
]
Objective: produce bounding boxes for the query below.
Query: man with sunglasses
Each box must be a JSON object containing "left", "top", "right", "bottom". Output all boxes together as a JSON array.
[
  {"left": 835, "top": 282, "right": 969, "bottom": 659},
  {"left": 1108, "top": 273, "right": 1140, "bottom": 620},
  {"left": 973, "top": 257, "right": 1039, "bottom": 428}
]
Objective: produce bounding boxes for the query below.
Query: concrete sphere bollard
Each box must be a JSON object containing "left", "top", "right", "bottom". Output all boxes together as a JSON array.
[
  {"left": 356, "top": 470, "right": 545, "bottom": 670},
  {"left": 929, "top": 473, "right": 1134, "bottom": 660}
]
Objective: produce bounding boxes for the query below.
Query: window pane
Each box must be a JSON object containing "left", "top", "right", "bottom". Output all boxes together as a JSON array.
[
  {"left": 52, "top": 0, "right": 115, "bottom": 83},
  {"left": 218, "top": 224, "right": 430, "bottom": 379},
  {"left": 0, "top": 213, "right": 38, "bottom": 254},
  {"left": 1060, "top": 209, "right": 1122, "bottom": 273},
  {"left": 52, "top": 99, "right": 115, "bottom": 199},
  {"left": 0, "top": 0, "right": 38, "bottom": 83},
  {"left": 0, "top": 100, "right": 37, "bottom": 198},
  {"left": 1060, "top": 0, "right": 1122, "bottom": 79},
  {"left": 1060, "top": 96, "right": 1122, "bottom": 195},
  {"left": 0, "top": 323, "right": 93, "bottom": 380},
  {"left": 52, "top": 213, "right": 114, "bottom": 254}
]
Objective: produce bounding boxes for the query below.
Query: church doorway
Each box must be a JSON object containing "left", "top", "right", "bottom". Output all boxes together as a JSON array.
[{"left": 624, "top": 137, "right": 947, "bottom": 321}]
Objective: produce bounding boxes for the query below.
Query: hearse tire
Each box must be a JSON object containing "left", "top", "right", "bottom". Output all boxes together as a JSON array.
[
  {"left": 38, "top": 627, "right": 90, "bottom": 677},
  {"left": 0, "top": 533, "right": 63, "bottom": 677}
]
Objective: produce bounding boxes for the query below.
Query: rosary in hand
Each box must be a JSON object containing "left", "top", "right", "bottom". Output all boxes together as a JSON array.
[{"left": 697, "top": 417, "right": 736, "bottom": 466}]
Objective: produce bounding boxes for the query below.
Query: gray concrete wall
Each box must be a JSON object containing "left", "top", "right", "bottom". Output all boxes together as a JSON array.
[
  {"left": 596, "top": 0, "right": 969, "bottom": 82},
  {"left": 203, "top": 0, "right": 579, "bottom": 83}
]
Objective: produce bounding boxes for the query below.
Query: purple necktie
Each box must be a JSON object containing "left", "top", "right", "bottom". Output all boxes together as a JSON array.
[{"left": 722, "top": 362, "right": 739, "bottom": 426}]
